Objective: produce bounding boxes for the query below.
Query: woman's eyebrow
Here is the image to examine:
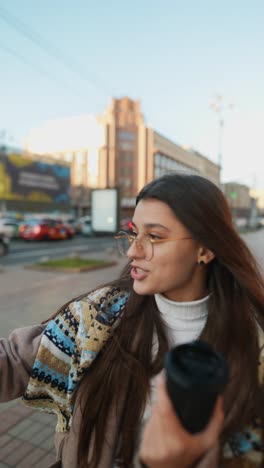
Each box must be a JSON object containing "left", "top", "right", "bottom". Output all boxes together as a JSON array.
[{"left": 131, "top": 221, "right": 170, "bottom": 232}]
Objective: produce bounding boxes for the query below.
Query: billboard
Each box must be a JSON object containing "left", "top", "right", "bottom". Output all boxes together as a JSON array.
[
  {"left": 91, "top": 188, "right": 119, "bottom": 234},
  {"left": 0, "top": 153, "right": 70, "bottom": 204}
]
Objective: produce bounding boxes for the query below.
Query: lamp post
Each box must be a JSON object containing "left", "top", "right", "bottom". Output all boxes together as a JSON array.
[{"left": 210, "top": 95, "right": 233, "bottom": 184}]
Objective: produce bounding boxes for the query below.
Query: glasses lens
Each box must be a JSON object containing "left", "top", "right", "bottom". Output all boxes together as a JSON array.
[
  {"left": 115, "top": 234, "right": 131, "bottom": 256},
  {"left": 115, "top": 232, "right": 154, "bottom": 260},
  {"left": 144, "top": 237, "right": 153, "bottom": 261}
]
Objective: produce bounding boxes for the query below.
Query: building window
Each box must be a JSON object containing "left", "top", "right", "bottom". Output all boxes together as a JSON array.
[
  {"left": 122, "top": 167, "right": 132, "bottom": 176},
  {"left": 119, "top": 141, "right": 134, "bottom": 150},
  {"left": 117, "top": 130, "right": 135, "bottom": 141},
  {"left": 124, "top": 178, "right": 131, "bottom": 188},
  {"left": 154, "top": 152, "right": 198, "bottom": 178},
  {"left": 118, "top": 177, "right": 132, "bottom": 188},
  {"left": 120, "top": 151, "right": 133, "bottom": 162},
  {"left": 155, "top": 153, "right": 160, "bottom": 165},
  {"left": 117, "top": 130, "right": 136, "bottom": 150}
]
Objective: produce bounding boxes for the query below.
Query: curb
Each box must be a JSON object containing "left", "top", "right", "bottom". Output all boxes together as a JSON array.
[{"left": 24, "top": 260, "right": 117, "bottom": 273}]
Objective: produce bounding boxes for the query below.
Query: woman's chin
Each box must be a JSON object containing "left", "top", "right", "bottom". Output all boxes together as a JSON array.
[{"left": 133, "top": 280, "right": 154, "bottom": 296}]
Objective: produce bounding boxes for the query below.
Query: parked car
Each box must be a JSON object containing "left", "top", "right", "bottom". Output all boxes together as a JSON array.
[
  {"left": 247, "top": 217, "right": 263, "bottom": 229},
  {"left": 0, "top": 233, "right": 9, "bottom": 256},
  {"left": 65, "top": 217, "right": 83, "bottom": 234},
  {"left": 0, "top": 218, "right": 16, "bottom": 238},
  {"left": 78, "top": 216, "right": 92, "bottom": 236},
  {"left": 120, "top": 217, "right": 133, "bottom": 232},
  {"left": 20, "top": 219, "right": 75, "bottom": 241},
  {"left": 54, "top": 219, "right": 76, "bottom": 238}
]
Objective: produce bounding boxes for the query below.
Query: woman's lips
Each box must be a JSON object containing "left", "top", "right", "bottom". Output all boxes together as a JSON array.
[{"left": 131, "top": 266, "right": 149, "bottom": 281}]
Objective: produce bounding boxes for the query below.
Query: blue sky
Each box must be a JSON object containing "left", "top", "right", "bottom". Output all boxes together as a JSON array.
[{"left": 0, "top": 0, "right": 263, "bottom": 188}]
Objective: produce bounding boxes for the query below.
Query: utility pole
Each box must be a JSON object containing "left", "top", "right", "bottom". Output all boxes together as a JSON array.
[{"left": 210, "top": 95, "right": 233, "bottom": 185}]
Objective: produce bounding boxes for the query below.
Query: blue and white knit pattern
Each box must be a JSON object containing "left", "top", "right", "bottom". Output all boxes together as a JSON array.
[{"left": 22, "top": 286, "right": 129, "bottom": 431}]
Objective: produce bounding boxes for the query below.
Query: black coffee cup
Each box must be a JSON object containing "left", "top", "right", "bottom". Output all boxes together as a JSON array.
[{"left": 164, "top": 340, "right": 229, "bottom": 433}]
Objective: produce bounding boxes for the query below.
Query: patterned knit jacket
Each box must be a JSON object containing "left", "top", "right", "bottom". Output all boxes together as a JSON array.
[
  {"left": 22, "top": 285, "right": 264, "bottom": 466},
  {"left": 23, "top": 286, "right": 129, "bottom": 432}
]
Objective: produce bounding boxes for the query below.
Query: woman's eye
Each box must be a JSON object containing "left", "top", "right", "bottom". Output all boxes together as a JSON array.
[
  {"left": 130, "top": 231, "right": 138, "bottom": 238},
  {"left": 149, "top": 233, "right": 161, "bottom": 241}
]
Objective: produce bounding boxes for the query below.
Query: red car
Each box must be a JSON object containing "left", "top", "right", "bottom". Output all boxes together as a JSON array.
[
  {"left": 20, "top": 219, "right": 75, "bottom": 241},
  {"left": 120, "top": 218, "right": 133, "bottom": 232}
]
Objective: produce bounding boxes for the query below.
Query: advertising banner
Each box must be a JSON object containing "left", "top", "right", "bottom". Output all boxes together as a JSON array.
[{"left": 0, "top": 153, "right": 70, "bottom": 204}]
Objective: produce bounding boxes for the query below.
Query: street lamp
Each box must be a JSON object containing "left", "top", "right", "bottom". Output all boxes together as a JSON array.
[{"left": 210, "top": 95, "right": 233, "bottom": 183}]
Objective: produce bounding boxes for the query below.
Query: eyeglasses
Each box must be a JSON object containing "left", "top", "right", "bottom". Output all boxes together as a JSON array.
[{"left": 114, "top": 231, "right": 193, "bottom": 261}]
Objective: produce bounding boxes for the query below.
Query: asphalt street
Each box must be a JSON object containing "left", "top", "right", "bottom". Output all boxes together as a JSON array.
[{"left": 0, "top": 235, "right": 117, "bottom": 266}]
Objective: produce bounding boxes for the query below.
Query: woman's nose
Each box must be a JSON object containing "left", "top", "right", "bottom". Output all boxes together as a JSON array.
[{"left": 126, "top": 239, "right": 145, "bottom": 259}]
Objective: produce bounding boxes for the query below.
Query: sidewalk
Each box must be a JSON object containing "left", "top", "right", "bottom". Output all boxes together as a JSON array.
[
  {"left": 0, "top": 249, "right": 127, "bottom": 467},
  {"left": 0, "top": 401, "right": 56, "bottom": 468}
]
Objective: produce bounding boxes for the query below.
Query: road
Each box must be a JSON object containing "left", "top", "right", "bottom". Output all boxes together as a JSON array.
[
  {"left": 0, "top": 235, "right": 117, "bottom": 266},
  {"left": 241, "top": 228, "right": 264, "bottom": 272},
  {"left": 1, "top": 228, "right": 264, "bottom": 269}
]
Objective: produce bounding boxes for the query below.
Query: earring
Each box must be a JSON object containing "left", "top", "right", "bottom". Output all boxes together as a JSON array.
[{"left": 198, "top": 260, "right": 205, "bottom": 265}]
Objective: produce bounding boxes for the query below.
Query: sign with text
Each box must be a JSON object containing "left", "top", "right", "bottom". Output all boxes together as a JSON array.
[{"left": 0, "top": 153, "right": 70, "bottom": 204}]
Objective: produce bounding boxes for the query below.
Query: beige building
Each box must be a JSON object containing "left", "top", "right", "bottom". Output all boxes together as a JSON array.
[
  {"left": 224, "top": 182, "right": 251, "bottom": 209},
  {"left": 152, "top": 137, "right": 220, "bottom": 186},
  {"left": 25, "top": 97, "right": 220, "bottom": 214},
  {"left": 250, "top": 188, "right": 264, "bottom": 214},
  {"left": 25, "top": 115, "right": 105, "bottom": 213},
  {"left": 223, "top": 182, "right": 252, "bottom": 218}
]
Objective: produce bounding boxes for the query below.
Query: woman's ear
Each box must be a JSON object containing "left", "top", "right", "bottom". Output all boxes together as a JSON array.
[{"left": 197, "top": 247, "right": 215, "bottom": 265}]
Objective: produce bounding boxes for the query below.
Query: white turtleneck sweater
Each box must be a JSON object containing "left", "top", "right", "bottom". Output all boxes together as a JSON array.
[
  {"left": 154, "top": 292, "right": 209, "bottom": 346},
  {"left": 143, "top": 293, "right": 209, "bottom": 421}
]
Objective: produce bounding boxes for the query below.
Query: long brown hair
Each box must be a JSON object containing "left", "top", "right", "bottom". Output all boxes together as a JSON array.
[{"left": 65, "top": 175, "right": 264, "bottom": 466}]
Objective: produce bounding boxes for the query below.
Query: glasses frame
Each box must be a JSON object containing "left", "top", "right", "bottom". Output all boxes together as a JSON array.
[{"left": 114, "top": 230, "right": 193, "bottom": 260}]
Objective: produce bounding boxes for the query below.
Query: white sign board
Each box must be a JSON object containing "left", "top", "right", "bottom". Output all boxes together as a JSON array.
[{"left": 91, "top": 188, "right": 119, "bottom": 233}]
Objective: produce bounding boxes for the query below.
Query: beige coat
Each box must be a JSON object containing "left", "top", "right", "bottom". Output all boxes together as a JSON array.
[
  {"left": 2, "top": 322, "right": 263, "bottom": 467},
  {"left": 0, "top": 324, "right": 221, "bottom": 467}
]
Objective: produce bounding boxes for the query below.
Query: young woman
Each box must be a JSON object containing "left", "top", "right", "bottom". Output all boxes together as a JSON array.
[{"left": 1, "top": 173, "right": 264, "bottom": 468}]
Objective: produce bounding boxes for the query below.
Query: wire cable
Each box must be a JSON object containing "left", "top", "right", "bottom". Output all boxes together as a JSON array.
[
  {"left": 0, "top": 42, "right": 87, "bottom": 101},
  {"left": 0, "top": 3, "right": 115, "bottom": 96}
]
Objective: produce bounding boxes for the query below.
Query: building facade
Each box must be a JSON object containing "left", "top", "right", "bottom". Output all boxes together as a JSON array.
[
  {"left": 223, "top": 182, "right": 252, "bottom": 218},
  {"left": 250, "top": 188, "right": 264, "bottom": 215},
  {"left": 25, "top": 115, "right": 105, "bottom": 214},
  {"left": 25, "top": 97, "right": 220, "bottom": 215}
]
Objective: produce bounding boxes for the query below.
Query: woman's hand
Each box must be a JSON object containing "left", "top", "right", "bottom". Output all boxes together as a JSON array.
[{"left": 139, "top": 377, "right": 224, "bottom": 468}]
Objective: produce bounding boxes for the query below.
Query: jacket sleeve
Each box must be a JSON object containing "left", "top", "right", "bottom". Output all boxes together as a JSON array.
[{"left": 0, "top": 324, "right": 45, "bottom": 402}]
